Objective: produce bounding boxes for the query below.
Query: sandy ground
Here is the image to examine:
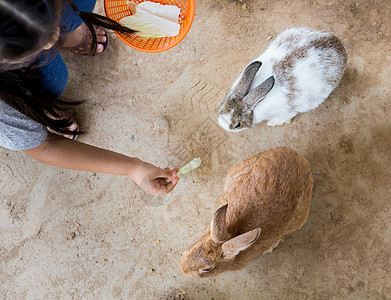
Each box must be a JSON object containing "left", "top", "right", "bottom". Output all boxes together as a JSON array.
[{"left": 1, "top": 0, "right": 391, "bottom": 299}]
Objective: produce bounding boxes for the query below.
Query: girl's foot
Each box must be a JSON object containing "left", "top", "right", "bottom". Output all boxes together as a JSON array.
[
  {"left": 47, "top": 121, "right": 79, "bottom": 140},
  {"left": 45, "top": 110, "right": 79, "bottom": 140},
  {"left": 57, "top": 23, "right": 109, "bottom": 55}
]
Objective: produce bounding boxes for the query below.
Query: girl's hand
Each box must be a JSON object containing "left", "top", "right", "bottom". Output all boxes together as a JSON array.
[
  {"left": 132, "top": 160, "right": 179, "bottom": 194},
  {"left": 24, "top": 134, "right": 178, "bottom": 195}
]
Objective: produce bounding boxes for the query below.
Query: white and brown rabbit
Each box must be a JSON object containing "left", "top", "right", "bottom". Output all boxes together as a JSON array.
[
  {"left": 180, "top": 147, "right": 313, "bottom": 278},
  {"left": 218, "top": 27, "right": 347, "bottom": 132}
]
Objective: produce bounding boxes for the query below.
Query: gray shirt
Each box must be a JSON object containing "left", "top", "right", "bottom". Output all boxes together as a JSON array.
[{"left": 0, "top": 100, "right": 47, "bottom": 151}]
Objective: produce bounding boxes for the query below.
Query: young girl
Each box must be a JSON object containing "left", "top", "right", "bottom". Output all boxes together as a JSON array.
[{"left": 0, "top": 0, "right": 179, "bottom": 195}]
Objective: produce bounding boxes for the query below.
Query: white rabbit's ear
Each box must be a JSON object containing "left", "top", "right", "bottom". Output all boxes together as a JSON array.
[
  {"left": 219, "top": 62, "right": 262, "bottom": 113},
  {"left": 210, "top": 204, "right": 228, "bottom": 243},
  {"left": 221, "top": 228, "right": 261, "bottom": 259},
  {"left": 242, "top": 76, "right": 275, "bottom": 111},
  {"left": 230, "top": 61, "right": 262, "bottom": 99}
]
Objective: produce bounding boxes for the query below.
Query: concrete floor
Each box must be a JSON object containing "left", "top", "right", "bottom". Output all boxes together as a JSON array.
[{"left": 1, "top": 0, "right": 390, "bottom": 299}]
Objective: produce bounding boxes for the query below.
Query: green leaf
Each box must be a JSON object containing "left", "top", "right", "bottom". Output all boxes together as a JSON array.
[{"left": 177, "top": 158, "right": 201, "bottom": 175}]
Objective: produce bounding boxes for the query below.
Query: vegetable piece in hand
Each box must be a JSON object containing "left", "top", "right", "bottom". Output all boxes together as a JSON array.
[{"left": 177, "top": 158, "right": 201, "bottom": 175}]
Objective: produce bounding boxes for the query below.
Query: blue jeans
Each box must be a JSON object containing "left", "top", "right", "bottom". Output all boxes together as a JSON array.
[{"left": 39, "top": 0, "right": 96, "bottom": 98}]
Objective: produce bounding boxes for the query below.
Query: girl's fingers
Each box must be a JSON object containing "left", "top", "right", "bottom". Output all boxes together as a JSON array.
[
  {"left": 162, "top": 167, "right": 178, "bottom": 178},
  {"left": 161, "top": 177, "right": 179, "bottom": 194},
  {"left": 154, "top": 176, "right": 179, "bottom": 194}
]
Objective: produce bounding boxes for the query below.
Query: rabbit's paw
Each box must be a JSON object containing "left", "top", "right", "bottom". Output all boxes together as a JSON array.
[
  {"left": 267, "top": 114, "right": 296, "bottom": 126},
  {"left": 267, "top": 118, "right": 287, "bottom": 126},
  {"left": 284, "top": 117, "right": 293, "bottom": 125}
]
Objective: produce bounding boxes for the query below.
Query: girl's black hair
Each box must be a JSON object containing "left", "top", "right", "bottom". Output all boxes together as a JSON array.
[
  {"left": 0, "top": 0, "right": 136, "bottom": 136},
  {"left": 0, "top": 0, "right": 62, "bottom": 71},
  {"left": 0, "top": 66, "right": 81, "bottom": 135}
]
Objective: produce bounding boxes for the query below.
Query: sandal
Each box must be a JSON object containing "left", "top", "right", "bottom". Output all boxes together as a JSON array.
[
  {"left": 47, "top": 122, "right": 79, "bottom": 140},
  {"left": 45, "top": 110, "right": 79, "bottom": 140},
  {"left": 58, "top": 23, "right": 109, "bottom": 56}
]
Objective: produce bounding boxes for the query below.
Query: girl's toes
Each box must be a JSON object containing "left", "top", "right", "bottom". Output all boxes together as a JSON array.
[
  {"left": 97, "top": 34, "right": 107, "bottom": 44},
  {"left": 68, "top": 122, "right": 78, "bottom": 131},
  {"left": 97, "top": 28, "right": 106, "bottom": 36},
  {"left": 96, "top": 44, "right": 104, "bottom": 53}
]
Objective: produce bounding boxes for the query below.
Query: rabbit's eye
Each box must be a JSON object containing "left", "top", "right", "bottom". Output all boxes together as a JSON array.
[
  {"left": 233, "top": 122, "right": 241, "bottom": 129},
  {"left": 199, "top": 266, "right": 214, "bottom": 273}
]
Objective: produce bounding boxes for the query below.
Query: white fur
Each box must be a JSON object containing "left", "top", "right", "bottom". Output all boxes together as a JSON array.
[
  {"left": 217, "top": 112, "right": 232, "bottom": 131},
  {"left": 218, "top": 28, "right": 346, "bottom": 131},
  {"left": 218, "top": 112, "right": 246, "bottom": 132}
]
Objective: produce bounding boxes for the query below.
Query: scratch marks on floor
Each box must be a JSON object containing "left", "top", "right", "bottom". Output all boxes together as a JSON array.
[{"left": 185, "top": 79, "right": 225, "bottom": 112}]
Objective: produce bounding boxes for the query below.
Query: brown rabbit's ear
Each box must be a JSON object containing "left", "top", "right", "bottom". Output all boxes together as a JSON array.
[
  {"left": 221, "top": 228, "right": 261, "bottom": 259},
  {"left": 210, "top": 204, "right": 228, "bottom": 243}
]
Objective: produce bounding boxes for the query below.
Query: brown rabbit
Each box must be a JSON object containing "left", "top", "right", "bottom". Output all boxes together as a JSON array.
[{"left": 180, "top": 147, "right": 313, "bottom": 278}]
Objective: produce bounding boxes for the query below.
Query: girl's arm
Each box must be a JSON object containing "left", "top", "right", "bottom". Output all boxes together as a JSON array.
[{"left": 23, "top": 133, "right": 179, "bottom": 194}]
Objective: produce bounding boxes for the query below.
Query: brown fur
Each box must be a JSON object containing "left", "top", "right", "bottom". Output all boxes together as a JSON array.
[{"left": 180, "top": 147, "right": 313, "bottom": 278}]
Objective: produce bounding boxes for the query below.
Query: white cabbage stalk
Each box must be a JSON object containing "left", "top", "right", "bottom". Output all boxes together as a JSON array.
[
  {"left": 120, "top": 3, "right": 180, "bottom": 38},
  {"left": 177, "top": 158, "right": 201, "bottom": 175},
  {"left": 137, "top": 1, "right": 180, "bottom": 23}
]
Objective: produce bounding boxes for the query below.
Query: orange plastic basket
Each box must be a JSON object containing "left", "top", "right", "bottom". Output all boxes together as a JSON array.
[{"left": 104, "top": 0, "right": 195, "bottom": 53}]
